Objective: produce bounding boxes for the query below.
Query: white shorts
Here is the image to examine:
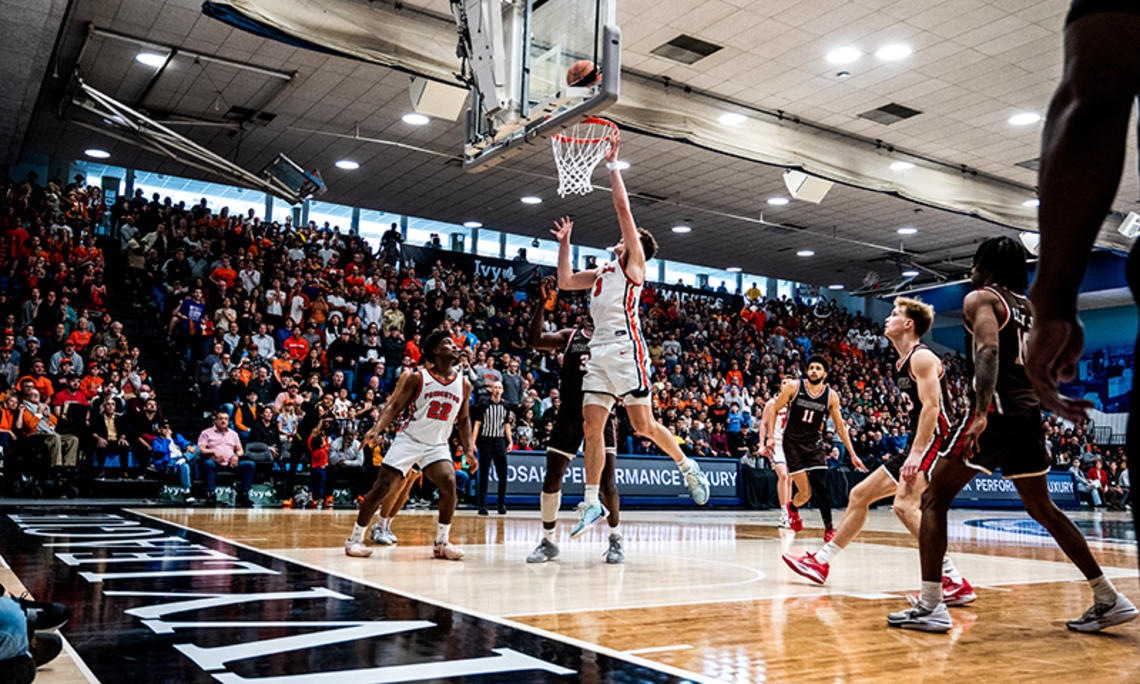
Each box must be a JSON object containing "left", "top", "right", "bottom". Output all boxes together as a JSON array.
[
  {"left": 583, "top": 338, "right": 651, "bottom": 401},
  {"left": 771, "top": 444, "right": 786, "bottom": 466},
  {"left": 382, "top": 433, "right": 451, "bottom": 476}
]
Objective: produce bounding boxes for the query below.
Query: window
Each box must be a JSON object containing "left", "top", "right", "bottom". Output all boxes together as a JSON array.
[
  {"left": 777, "top": 279, "right": 794, "bottom": 300},
  {"left": 406, "top": 216, "right": 468, "bottom": 249},
  {"left": 504, "top": 233, "right": 558, "bottom": 265},
  {"left": 359, "top": 209, "right": 402, "bottom": 248},
  {"left": 307, "top": 201, "right": 353, "bottom": 233},
  {"left": 476, "top": 229, "right": 502, "bottom": 257}
]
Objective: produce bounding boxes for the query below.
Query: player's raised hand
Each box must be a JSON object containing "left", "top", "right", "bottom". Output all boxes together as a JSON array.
[
  {"left": 604, "top": 132, "right": 621, "bottom": 163},
  {"left": 550, "top": 216, "right": 574, "bottom": 244}
]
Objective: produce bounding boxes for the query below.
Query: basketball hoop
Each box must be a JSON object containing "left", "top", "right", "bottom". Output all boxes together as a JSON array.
[{"left": 551, "top": 117, "right": 618, "bottom": 197}]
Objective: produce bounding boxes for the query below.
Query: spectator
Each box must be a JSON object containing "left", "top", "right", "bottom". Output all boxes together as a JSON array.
[
  {"left": 196, "top": 411, "right": 254, "bottom": 506},
  {"left": 150, "top": 422, "right": 198, "bottom": 501}
]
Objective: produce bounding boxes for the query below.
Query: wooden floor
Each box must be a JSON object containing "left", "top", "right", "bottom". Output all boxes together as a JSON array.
[{"left": 83, "top": 505, "right": 1140, "bottom": 684}]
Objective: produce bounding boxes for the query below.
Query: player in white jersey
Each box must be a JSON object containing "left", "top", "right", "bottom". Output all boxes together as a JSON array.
[
  {"left": 758, "top": 382, "right": 794, "bottom": 528},
  {"left": 550, "top": 129, "right": 710, "bottom": 537},
  {"left": 344, "top": 330, "right": 476, "bottom": 560}
]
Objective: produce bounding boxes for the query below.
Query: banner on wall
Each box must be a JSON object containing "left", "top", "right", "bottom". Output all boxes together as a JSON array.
[
  {"left": 952, "top": 471, "right": 1080, "bottom": 509},
  {"left": 485, "top": 452, "right": 741, "bottom": 505},
  {"left": 402, "top": 244, "right": 554, "bottom": 288},
  {"left": 645, "top": 282, "right": 743, "bottom": 311}
]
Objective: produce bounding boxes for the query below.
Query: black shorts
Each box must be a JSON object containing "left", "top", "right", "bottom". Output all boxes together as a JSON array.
[
  {"left": 547, "top": 412, "right": 616, "bottom": 458},
  {"left": 882, "top": 427, "right": 949, "bottom": 484},
  {"left": 939, "top": 410, "right": 1051, "bottom": 479},
  {"left": 1067, "top": 0, "right": 1140, "bottom": 26},
  {"left": 784, "top": 440, "right": 827, "bottom": 475}
]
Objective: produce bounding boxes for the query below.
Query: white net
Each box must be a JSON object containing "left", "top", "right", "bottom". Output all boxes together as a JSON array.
[{"left": 552, "top": 118, "right": 617, "bottom": 197}]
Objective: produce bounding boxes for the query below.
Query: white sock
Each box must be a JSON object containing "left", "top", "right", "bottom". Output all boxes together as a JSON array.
[
  {"left": 380, "top": 516, "right": 393, "bottom": 532},
  {"left": 348, "top": 523, "right": 367, "bottom": 543},
  {"left": 543, "top": 526, "right": 556, "bottom": 542},
  {"left": 584, "top": 484, "right": 600, "bottom": 507},
  {"left": 436, "top": 523, "right": 450, "bottom": 544},
  {"left": 942, "top": 556, "right": 962, "bottom": 582},
  {"left": 609, "top": 523, "right": 621, "bottom": 537},
  {"left": 678, "top": 457, "right": 694, "bottom": 473},
  {"left": 540, "top": 490, "right": 561, "bottom": 524},
  {"left": 1089, "top": 575, "right": 1117, "bottom": 606},
  {"left": 920, "top": 580, "right": 942, "bottom": 610},
  {"left": 815, "top": 541, "right": 841, "bottom": 565}
]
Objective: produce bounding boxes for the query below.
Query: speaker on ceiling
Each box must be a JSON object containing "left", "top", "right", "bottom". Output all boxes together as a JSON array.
[
  {"left": 409, "top": 77, "right": 470, "bottom": 121},
  {"left": 783, "top": 170, "right": 834, "bottom": 204}
]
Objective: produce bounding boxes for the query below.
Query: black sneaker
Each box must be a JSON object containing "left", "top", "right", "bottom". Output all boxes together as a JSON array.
[
  {"left": 477, "top": 509, "right": 488, "bottom": 516},
  {"left": 31, "top": 632, "right": 62, "bottom": 667},
  {"left": 14, "top": 597, "right": 72, "bottom": 631}
]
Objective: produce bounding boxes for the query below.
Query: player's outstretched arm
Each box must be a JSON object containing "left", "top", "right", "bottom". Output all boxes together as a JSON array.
[
  {"left": 550, "top": 216, "right": 597, "bottom": 290},
  {"left": 604, "top": 135, "right": 645, "bottom": 282},
  {"left": 457, "top": 377, "right": 478, "bottom": 472},
  {"left": 529, "top": 277, "right": 573, "bottom": 350},
  {"left": 829, "top": 391, "right": 864, "bottom": 472},
  {"left": 363, "top": 369, "right": 421, "bottom": 444}
]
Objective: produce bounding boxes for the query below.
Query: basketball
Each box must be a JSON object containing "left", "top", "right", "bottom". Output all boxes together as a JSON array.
[{"left": 566, "top": 59, "right": 600, "bottom": 86}]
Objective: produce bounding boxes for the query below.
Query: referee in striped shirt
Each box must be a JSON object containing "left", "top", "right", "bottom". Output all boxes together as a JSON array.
[{"left": 474, "top": 381, "right": 514, "bottom": 515}]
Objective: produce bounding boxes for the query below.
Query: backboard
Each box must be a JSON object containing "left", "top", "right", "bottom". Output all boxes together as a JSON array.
[{"left": 453, "top": 0, "right": 620, "bottom": 171}]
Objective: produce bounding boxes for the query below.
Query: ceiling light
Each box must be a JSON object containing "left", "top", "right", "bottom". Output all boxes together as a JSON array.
[
  {"left": 135, "top": 52, "right": 167, "bottom": 68},
  {"left": 671, "top": 225, "right": 692, "bottom": 234},
  {"left": 797, "top": 249, "right": 815, "bottom": 257},
  {"left": 463, "top": 220, "right": 483, "bottom": 228},
  {"left": 402, "top": 112, "right": 430, "bottom": 125},
  {"left": 826, "top": 47, "right": 862, "bottom": 65},
  {"left": 828, "top": 284, "right": 844, "bottom": 290},
  {"left": 719, "top": 112, "right": 747, "bottom": 125},
  {"left": 901, "top": 270, "right": 920, "bottom": 277},
  {"left": 767, "top": 196, "right": 789, "bottom": 206},
  {"left": 334, "top": 160, "right": 359, "bottom": 170},
  {"left": 520, "top": 196, "right": 542, "bottom": 205},
  {"left": 897, "top": 227, "right": 918, "bottom": 235},
  {"left": 84, "top": 148, "right": 110, "bottom": 159},
  {"left": 727, "top": 266, "right": 742, "bottom": 272},
  {"left": 1022, "top": 198, "right": 1040, "bottom": 208},
  {"left": 1008, "top": 112, "right": 1041, "bottom": 126},
  {"left": 890, "top": 161, "right": 915, "bottom": 171},
  {"left": 612, "top": 160, "right": 631, "bottom": 170},
  {"left": 875, "top": 44, "right": 912, "bottom": 61}
]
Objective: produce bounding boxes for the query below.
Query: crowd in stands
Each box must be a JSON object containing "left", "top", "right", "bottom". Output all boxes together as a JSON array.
[{"left": 0, "top": 168, "right": 1130, "bottom": 512}]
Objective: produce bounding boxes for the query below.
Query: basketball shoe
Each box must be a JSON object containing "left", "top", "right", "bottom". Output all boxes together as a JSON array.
[
  {"left": 906, "top": 576, "right": 977, "bottom": 607},
  {"left": 344, "top": 541, "right": 372, "bottom": 558},
  {"left": 887, "top": 602, "right": 951, "bottom": 632},
  {"left": 526, "top": 538, "right": 560, "bottom": 563},
  {"left": 433, "top": 541, "right": 464, "bottom": 560},
  {"left": 370, "top": 525, "right": 396, "bottom": 545},
  {"left": 681, "top": 460, "right": 710, "bottom": 505},
  {"left": 570, "top": 501, "right": 608, "bottom": 538},
  {"left": 1067, "top": 593, "right": 1138, "bottom": 632},
  {"left": 823, "top": 525, "right": 835, "bottom": 543},
  {"left": 778, "top": 512, "right": 791, "bottom": 529},
  {"left": 786, "top": 505, "right": 803, "bottom": 532},
  {"left": 782, "top": 552, "right": 828, "bottom": 585},
  {"left": 604, "top": 534, "right": 625, "bottom": 564}
]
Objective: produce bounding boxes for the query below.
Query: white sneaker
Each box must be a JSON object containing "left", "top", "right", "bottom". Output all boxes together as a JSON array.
[
  {"left": 370, "top": 525, "right": 397, "bottom": 545},
  {"left": 887, "top": 601, "right": 951, "bottom": 632},
  {"left": 1067, "top": 593, "right": 1139, "bottom": 632},
  {"left": 778, "top": 513, "right": 791, "bottom": 529},
  {"left": 344, "top": 541, "right": 372, "bottom": 558},
  {"left": 433, "top": 541, "right": 464, "bottom": 560}
]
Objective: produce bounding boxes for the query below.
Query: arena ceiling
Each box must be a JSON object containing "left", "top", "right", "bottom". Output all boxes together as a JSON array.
[{"left": 7, "top": 0, "right": 1139, "bottom": 290}]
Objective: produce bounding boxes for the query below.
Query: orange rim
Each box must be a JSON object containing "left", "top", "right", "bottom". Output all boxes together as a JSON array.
[{"left": 552, "top": 117, "right": 618, "bottom": 144}]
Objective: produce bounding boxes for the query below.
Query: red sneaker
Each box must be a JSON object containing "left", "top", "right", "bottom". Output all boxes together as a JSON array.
[
  {"left": 325, "top": 495, "right": 334, "bottom": 509},
  {"left": 782, "top": 552, "right": 829, "bottom": 585},
  {"left": 907, "top": 576, "right": 979, "bottom": 607},
  {"left": 787, "top": 506, "right": 803, "bottom": 532},
  {"left": 823, "top": 525, "right": 836, "bottom": 543},
  {"left": 942, "top": 576, "right": 977, "bottom": 606}
]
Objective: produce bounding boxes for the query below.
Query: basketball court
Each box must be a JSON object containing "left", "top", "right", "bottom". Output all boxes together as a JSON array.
[{"left": 4, "top": 505, "right": 1136, "bottom": 682}]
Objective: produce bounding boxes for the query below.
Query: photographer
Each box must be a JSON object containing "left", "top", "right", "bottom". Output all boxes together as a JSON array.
[
  {"left": 380, "top": 222, "right": 402, "bottom": 266},
  {"left": 280, "top": 392, "right": 334, "bottom": 507}
]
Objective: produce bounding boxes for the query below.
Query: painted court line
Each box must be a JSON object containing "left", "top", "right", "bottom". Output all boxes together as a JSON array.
[
  {"left": 130, "top": 510, "right": 724, "bottom": 684},
  {"left": 625, "top": 644, "right": 694, "bottom": 655}
]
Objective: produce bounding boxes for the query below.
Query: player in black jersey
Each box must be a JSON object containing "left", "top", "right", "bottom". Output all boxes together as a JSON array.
[
  {"left": 765, "top": 355, "right": 860, "bottom": 540},
  {"left": 889, "top": 237, "right": 1136, "bottom": 633},
  {"left": 783, "top": 299, "right": 973, "bottom": 605},
  {"left": 525, "top": 279, "right": 623, "bottom": 565}
]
